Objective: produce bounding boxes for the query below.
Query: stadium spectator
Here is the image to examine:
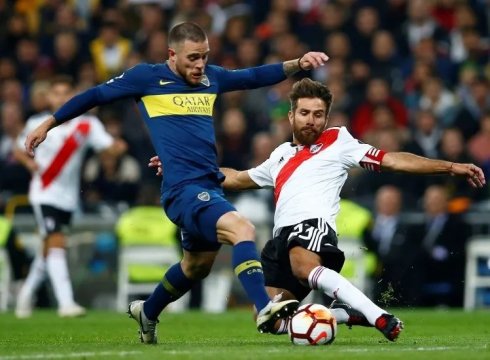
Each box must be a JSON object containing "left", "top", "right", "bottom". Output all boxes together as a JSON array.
[
  {"left": 448, "top": 76, "right": 490, "bottom": 140},
  {"left": 0, "top": 101, "right": 30, "bottom": 205},
  {"left": 397, "top": 0, "right": 449, "bottom": 57},
  {"left": 409, "top": 185, "right": 471, "bottom": 307},
  {"left": 13, "top": 75, "right": 127, "bottom": 319},
  {"left": 403, "top": 109, "right": 442, "bottom": 159},
  {"left": 348, "top": 6, "right": 380, "bottom": 62},
  {"left": 468, "top": 112, "right": 490, "bottom": 173},
  {"left": 369, "top": 30, "right": 404, "bottom": 96},
  {"left": 434, "top": 127, "right": 486, "bottom": 206},
  {"left": 363, "top": 185, "right": 420, "bottom": 306},
  {"left": 211, "top": 78, "right": 485, "bottom": 341},
  {"left": 351, "top": 77, "right": 408, "bottom": 140},
  {"left": 89, "top": 20, "right": 132, "bottom": 82},
  {"left": 51, "top": 31, "right": 86, "bottom": 80},
  {"left": 23, "top": 22, "right": 329, "bottom": 343}
]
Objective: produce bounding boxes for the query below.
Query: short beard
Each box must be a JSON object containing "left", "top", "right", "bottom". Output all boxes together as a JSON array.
[{"left": 294, "top": 128, "right": 320, "bottom": 145}]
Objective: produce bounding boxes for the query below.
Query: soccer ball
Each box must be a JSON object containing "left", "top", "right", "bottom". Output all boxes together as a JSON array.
[{"left": 288, "top": 303, "right": 337, "bottom": 345}]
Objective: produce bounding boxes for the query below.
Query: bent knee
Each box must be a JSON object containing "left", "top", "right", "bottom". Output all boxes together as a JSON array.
[
  {"left": 217, "top": 213, "right": 256, "bottom": 244},
  {"left": 181, "top": 260, "right": 213, "bottom": 280}
]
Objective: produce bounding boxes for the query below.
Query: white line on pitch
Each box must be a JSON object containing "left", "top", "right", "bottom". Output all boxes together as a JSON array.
[{"left": 0, "top": 351, "right": 142, "bottom": 360}]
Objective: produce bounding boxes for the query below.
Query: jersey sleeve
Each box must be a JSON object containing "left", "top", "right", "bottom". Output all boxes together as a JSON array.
[
  {"left": 95, "top": 63, "right": 152, "bottom": 102},
  {"left": 210, "top": 63, "right": 286, "bottom": 93},
  {"left": 87, "top": 117, "right": 114, "bottom": 152},
  {"left": 54, "top": 64, "right": 153, "bottom": 123},
  {"left": 248, "top": 158, "right": 275, "bottom": 188},
  {"left": 337, "top": 127, "right": 375, "bottom": 169}
]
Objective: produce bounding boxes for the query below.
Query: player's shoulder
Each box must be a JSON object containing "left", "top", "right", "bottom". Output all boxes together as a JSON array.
[
  {"left": 121, "top": 63, "right": 163, "bottom": 79},
  {"left": 270, "top": 142, "right": 294, "bottom": 158},
  {"left": 328, "top": 126, "right": 356, "bottom": 141}
]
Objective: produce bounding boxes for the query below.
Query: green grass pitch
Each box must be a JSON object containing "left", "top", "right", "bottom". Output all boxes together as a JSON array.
[{"left": 0, "top": 308, "right": 489, "bottom": 360}]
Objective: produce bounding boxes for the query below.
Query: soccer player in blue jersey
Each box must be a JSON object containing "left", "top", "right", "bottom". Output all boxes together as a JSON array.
[{"left": 24, "top": 22, "right": 329, "bottom": 344}]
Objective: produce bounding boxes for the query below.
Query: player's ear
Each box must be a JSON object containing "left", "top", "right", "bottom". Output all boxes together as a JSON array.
[
  {"left": 168, "top": 48, "right": 176, "bottom": 59},
  {"left": 288, "top": 110, "right": 294, "bottom": 126}
]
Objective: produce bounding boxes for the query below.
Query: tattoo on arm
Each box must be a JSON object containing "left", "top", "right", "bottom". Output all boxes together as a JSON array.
[{"left": 283, "top": 59, "right": 302, "bottom": 77}]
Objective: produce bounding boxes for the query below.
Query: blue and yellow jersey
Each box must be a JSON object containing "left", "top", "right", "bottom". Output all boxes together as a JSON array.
[{"left": 54, "top": 62, "right": 286, "bottom": 192}]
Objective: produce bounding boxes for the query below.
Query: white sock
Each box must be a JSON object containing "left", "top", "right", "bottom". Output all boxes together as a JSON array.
[
  {"left": 46, "top": 248, "right": 75, "bottom": 309},
  {"left": 308, "top": 266, "right": 386, "bottom": 325},
  {"left": 329, "top": 308, "right": 349, "bottom": 324},
  {"left": 17, "top": 255, "right": 46, "bottom": 305}
]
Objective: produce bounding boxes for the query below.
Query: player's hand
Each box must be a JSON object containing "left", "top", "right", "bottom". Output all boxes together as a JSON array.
[
  {"left": 449, "top": 162, "right": 486, "bottom": 188},
  {"left": 298, "top": 52, "right": 329, "bottom": 70},
  {"left": 148, "top": 155, "right": 163, "bottom": 176},
  {"left": 24, "top": 117, "right": 56, "bottom": 157},
  {"left": 25, "top": 127, "right": 47, "bottom": 157}
]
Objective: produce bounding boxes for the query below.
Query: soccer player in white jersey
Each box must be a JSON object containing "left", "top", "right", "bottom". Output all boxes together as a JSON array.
[
  {"left": 215, "top": 78, "right": 485, "bottom": 341},
  {"left": 149, "top": 78, "right": 485, "bottom": 340},
  {"left": 13, "top": 76, "right": 127, "bottom": 318}
]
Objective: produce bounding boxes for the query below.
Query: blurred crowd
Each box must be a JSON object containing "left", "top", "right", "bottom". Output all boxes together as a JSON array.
[
  {"left": 0, "top": 0, "right": 489, "bottom": 308},
  {"left": 0, "top": 0, "right": 489, "bottom": 213}
]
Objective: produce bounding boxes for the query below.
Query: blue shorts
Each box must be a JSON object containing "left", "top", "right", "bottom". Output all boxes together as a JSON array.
[{"left": 162, "top": 178, "right": 235, "bottom": 252}]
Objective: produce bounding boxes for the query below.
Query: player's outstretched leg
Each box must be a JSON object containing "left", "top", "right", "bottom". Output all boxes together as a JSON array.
[
  {"left": 308, "top": 266, "right": 403, "bottom": 341},
  {"left": 375, "top": 313, "right": 404, "bottom": 341},
  {"left": 329, "top": 300, "right": 371, "bottom": 328},
  {"left": 256, "top": 293, "right": 299, "bottom": 333},
  {"left": 128, "top": 300, "right": 159, "bottom": 344}
]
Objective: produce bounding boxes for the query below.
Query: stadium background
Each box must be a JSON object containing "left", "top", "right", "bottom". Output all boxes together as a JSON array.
[{"left": 0, "top": 0, "right": 489, "bottom": 312}]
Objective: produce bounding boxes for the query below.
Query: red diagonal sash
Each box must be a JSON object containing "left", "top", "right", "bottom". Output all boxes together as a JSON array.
[
  {"left": 274, "top": 129, "right": 339, "bottom": 203},
  {"left": 41, "top": 122, "right": 91, "bottom": 189}
]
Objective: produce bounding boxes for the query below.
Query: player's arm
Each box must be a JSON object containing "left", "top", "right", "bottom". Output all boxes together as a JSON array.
[
  {"left": 221, "top": 167, "right": 261, "bottom": 190},
  {"left": 25, "top": 64, "right": 150, "bottom": 156},
  {"left": 98, "top": 138, "right": 128, "bottom": 157},
  {"left": 215, "top": 52, "right": 329, "bottom": 92},
  {"left": 363, "top": 150, "right": 486, "bottom": 188},
  {"left": 381, "top": 152, "right": 485, "bottom": 187}
]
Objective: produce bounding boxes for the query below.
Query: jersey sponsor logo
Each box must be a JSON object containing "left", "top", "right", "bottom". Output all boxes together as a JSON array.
[
  {"left": 40, "top": 122, "right": 91, "bottom": 189},
  {"left": 197, "top": 191, "right": 210, "bottom": 201},
  {"left": 200, "top": 75, "right": 210, "bottom": 87},
  {"left": 310, "top": 143, "right": 323, "bottom": 154},
  {"left": 159, "top": 80, "right": 174, "bottom": 86},
  {"left": 274, "top": 129, "right": 339, "bottom": 203},
  {"left": 141, "top": 93, "right": 216, "bottom": 117}
]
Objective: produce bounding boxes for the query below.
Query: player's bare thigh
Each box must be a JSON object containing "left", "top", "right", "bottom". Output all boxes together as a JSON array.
[
  {"left": 289, "top": 246, "right": 322, "bottom": 286},
  {"left": 215, "top": 210, "right": 256, "bottom": 245}
]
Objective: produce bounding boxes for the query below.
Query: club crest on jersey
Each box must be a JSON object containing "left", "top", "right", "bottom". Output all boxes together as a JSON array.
[
  {"left": 310, "top": 143, "right": 323, "bottom": 154},
  {"left": 200, "top": 75, "right": 210, "bottom": 87},
  {"left": 197, "top": 192, "right": 210, "bottom": 201}
]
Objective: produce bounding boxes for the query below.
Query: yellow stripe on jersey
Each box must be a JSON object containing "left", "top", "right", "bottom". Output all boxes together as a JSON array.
[
  {"left": 234, "top": 260, "right": 263, "bottom": 276},
  {"left": 142, "top": 93, "right": 217, "bottom": 117}
]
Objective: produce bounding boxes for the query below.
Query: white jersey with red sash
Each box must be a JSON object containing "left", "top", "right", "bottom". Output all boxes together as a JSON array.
[
  {"left": 17, "top": 112, "right": 114, "bottom": 211},
  {"left": 248, "top": 126, "right": 385, "bottom": 236}
]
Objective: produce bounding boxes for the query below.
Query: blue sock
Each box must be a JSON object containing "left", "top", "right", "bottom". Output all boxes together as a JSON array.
[
  {"left": 143, "top": 263, "right": 194, "bottom": 320},
  {"left": 232, "top": 241, "right": 270, "bottom": 312}
]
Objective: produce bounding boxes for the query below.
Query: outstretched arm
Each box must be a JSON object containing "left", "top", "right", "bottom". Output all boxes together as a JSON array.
[
  {"left": 215, "top": 52, "right": 329, "bottom": 92},
  {"left": 148, "top": 157, "right": 261, "bottom": 190},
  {"left": 381, "top": 152, "right": 486, "bottom": 188},
  {"left": 220, "top": 168, "right": 261, "bottom": 190},
  {"left": 283, "top": 52, "right": 330, "bottom": 76}
]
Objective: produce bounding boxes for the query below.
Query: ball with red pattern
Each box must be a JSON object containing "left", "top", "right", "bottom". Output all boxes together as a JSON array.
[{"left": 288, "top": 303, "right": 337, "bottom": 345}]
